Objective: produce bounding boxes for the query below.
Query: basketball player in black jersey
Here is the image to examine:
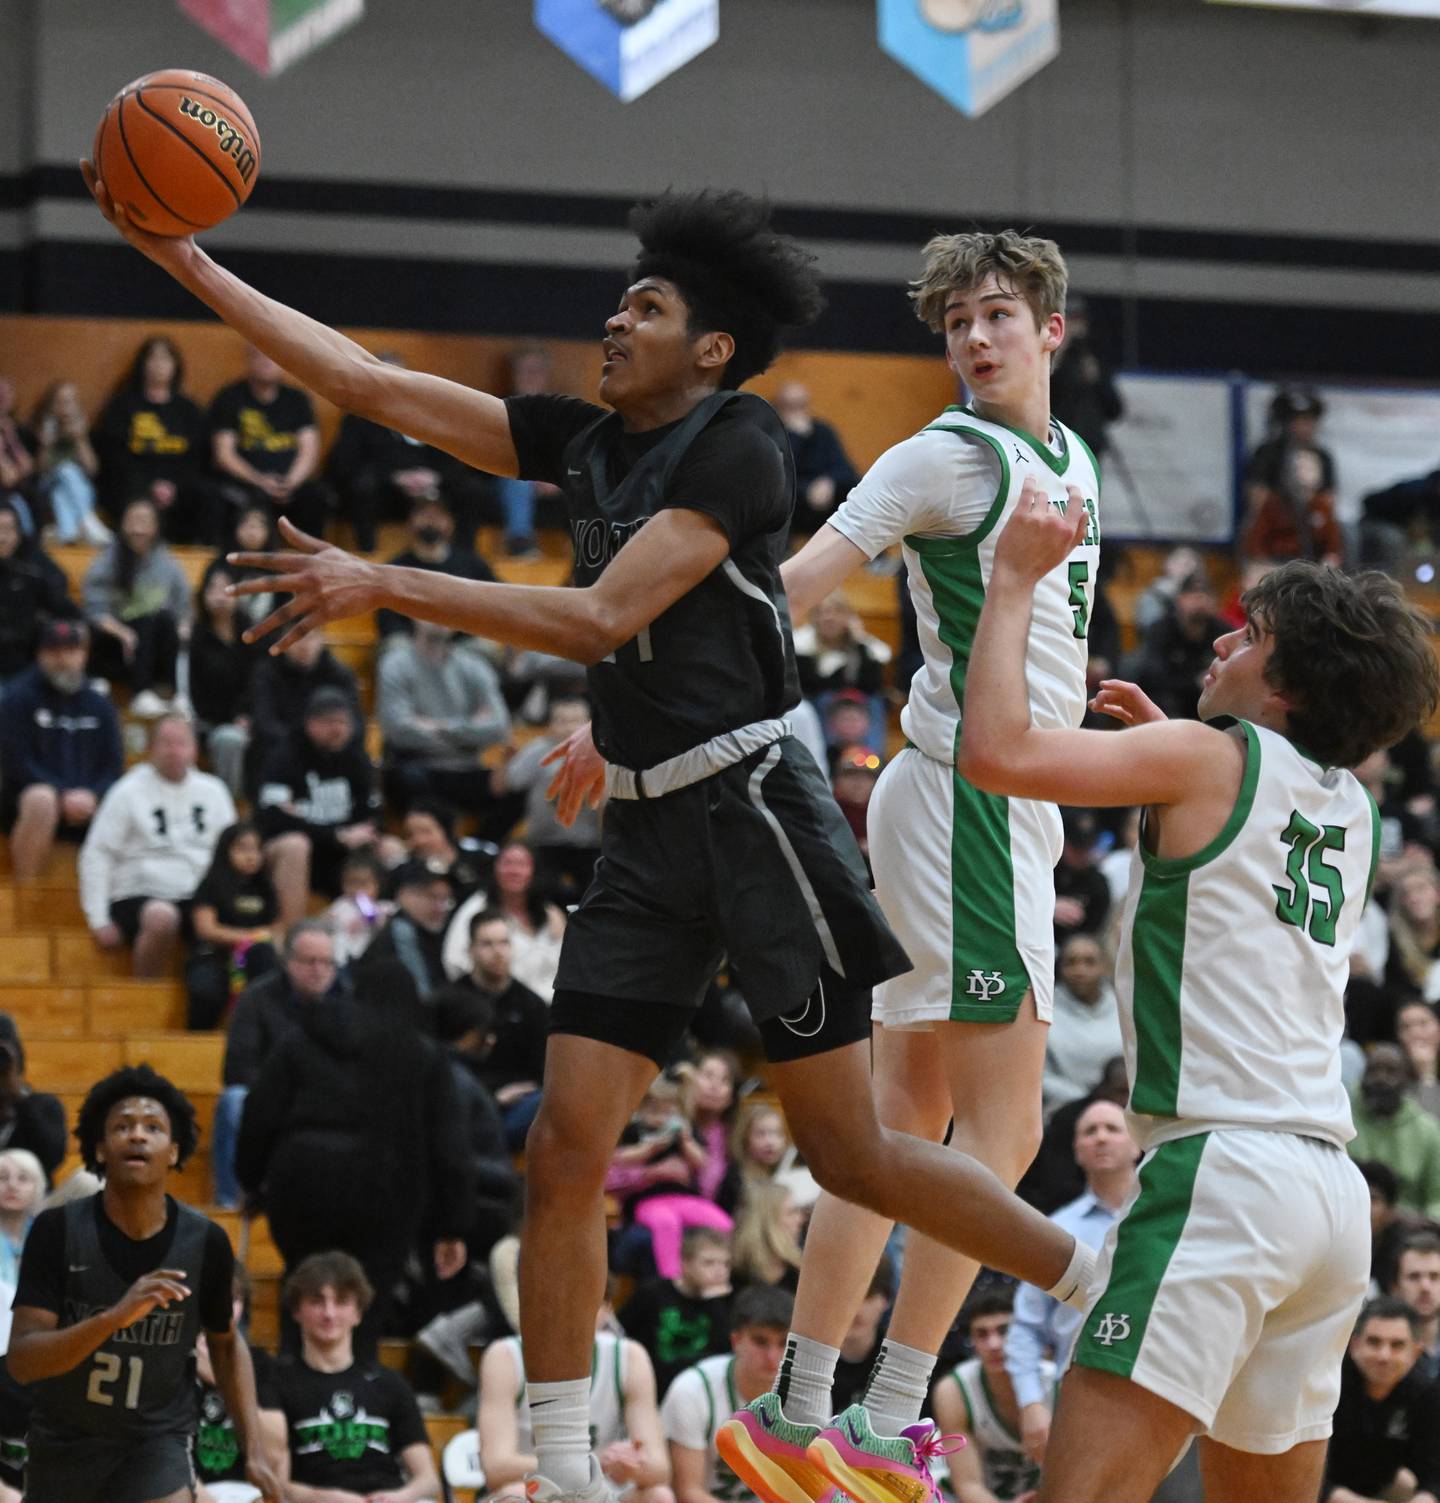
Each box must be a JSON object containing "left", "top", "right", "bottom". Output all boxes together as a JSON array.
[
  {"left": 7, "top": 1065, "right": 280, "bottom": 1503},
  {"left": 82, "top": 168, "right": 1099, "bottom": 1503}
]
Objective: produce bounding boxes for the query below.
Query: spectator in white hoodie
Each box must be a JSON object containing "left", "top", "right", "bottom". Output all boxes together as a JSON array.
[{"left": 78, "top": 713, "right": 235, "bottom": 976}]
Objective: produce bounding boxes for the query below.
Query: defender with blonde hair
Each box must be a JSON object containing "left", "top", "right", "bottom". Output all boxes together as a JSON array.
[{"left": 721, "top": 227, "right": 1100, "bottom": 1503}]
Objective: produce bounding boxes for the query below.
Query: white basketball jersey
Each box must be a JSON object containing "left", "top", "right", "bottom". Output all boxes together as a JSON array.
[
  {"left": 899, "top": 408, "right": 1101, "bottom": 763},
  {"left": 508, "top": 1333, "right": 627, "bottom": 1452},
  {"left": 950, "top": 1357, "right": 1050, "bottom": 1500},
  {"left": 1116, "top": 721, "right": 1378, "bottom": 1151}
]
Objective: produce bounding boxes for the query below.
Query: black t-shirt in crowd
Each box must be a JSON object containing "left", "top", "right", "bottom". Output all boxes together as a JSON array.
[
  {"left": 1325, "top": 1356, "right": 1440, "bottom": 1500},
  {"left": 259, "top": 1353, "right": 427, "bottom": 1494},
  {"left": 190, "top": 865, "right": 279, "bottom": 954},
  {"left": 195, "top": 1348, "right": 274, "bottom": 1485},
  {"left": 15, "top": 1194, "right": 234, "bottom": 1332},
  {"left": 620, "top": 1278, "right": 732, "bottom": 1396},
  {"left": 503, "top": 391, "right": 800, "bottom": 769},
  {"left": 463, "top": 975, "right": 549, "bottom": 1096},
  {"left": 94, "top": 390, "right": 209, "bottom": 497},
  {"left": 209, "top": 381, "right": 316, "bottom": 477}
]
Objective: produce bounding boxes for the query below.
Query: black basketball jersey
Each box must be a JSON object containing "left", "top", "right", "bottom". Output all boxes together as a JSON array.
[
  {"left": 519, "top": 390, "right": 802, "bottom": 770},
  {"left": 29, "top": 1197, "right": 209, "bottom": 1440}
]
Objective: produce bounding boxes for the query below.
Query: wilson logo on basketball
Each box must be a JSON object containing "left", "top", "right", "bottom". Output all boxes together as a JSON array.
[{"left": 177, "top": 97, "right": 257, "bottom": 183}]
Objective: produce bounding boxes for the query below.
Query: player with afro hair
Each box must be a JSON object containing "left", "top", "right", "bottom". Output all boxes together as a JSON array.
[{"left": 75, "top": 1062, "right": 200, "bottom": 1174}]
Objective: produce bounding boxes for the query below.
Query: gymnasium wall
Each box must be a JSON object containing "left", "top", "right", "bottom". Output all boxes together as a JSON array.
[
  {"left": 3, "top": 0, "right": 1439, "bottom": 374},
  {"left": 0, "top": 314, "right": 956, "bottom": 474}
]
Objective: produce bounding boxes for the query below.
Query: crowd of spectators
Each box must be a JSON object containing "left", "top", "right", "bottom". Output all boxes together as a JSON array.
[{"left": 3, "top": 332, "right": 1440, "bottom": 1499}]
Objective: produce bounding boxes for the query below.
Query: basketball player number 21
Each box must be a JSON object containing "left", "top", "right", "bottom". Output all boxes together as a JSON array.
[
  {"left": 87, "top": 1351, "right": 143, "bottom": 1409},
  {"left": 1272, "top": 811, "right": 1345, "bottom": 946}
]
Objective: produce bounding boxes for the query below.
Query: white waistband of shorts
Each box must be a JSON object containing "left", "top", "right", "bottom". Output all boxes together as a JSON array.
[{"left": 606, "top": 716, "right": 792, "bottom": 800}]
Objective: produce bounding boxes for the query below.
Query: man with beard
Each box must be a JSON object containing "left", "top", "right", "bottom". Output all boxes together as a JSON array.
[
  {"left": 1349, "top": 1045, "right": 1440, "bottom": 1220},
  {"left": 0, "top": 618, "right": 121, "bottom": 881}
]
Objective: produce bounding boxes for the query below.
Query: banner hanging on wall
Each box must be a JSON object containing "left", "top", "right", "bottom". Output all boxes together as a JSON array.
[
  {"left": 535, "top": 0, "right": 720, "bottom": 102},
  {"left": 877, "top": 0, "right": 1059, "bottom": 118},
  {"left": 177, "top": 0, "right": 365, "bottom": 77}
]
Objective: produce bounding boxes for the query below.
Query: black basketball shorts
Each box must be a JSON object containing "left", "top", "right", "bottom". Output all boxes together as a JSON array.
[
  {"left": 550, "top": 736, "right": 911, "bottom": 1064},
  {"left": 25, "top": 1429, "right": 197, "bottom": 1503}
]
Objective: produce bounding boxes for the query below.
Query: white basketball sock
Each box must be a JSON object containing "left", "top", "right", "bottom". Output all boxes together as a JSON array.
[
  {"left": 773, "top": 1333, "right": 840, "bottom": 1427},
  {"left": 528, "top": 1376, "right": 593, "bottom": 1492},
  {"left": 861, "top": 1338, "right": 936, "bottom": 1437}
]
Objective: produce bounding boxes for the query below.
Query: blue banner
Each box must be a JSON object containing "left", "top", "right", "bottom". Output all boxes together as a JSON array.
[
  {"left": 878, "top": 0, "right": 1058, "bottom": 118},
  {"left": 535, "top": 0, "right": 719, "bottom": 102}
]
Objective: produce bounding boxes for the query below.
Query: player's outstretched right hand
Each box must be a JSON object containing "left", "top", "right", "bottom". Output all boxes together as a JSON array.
[{"left": 110, "top": 1269, "right": 191, "bottom": 1329}]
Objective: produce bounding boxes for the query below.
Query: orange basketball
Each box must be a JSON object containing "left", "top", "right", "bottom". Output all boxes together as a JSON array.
[{"left": 93, "top": 69, "right": 261, "bottom": 238}]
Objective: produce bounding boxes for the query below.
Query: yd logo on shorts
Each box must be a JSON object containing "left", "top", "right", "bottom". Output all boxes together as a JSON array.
[
  {"left": 1092, "top": 1312, "right": 1131, "bottom": 1346},
  {"left": 965, "top": 969, "right": 1006, "bottom": 1002}
]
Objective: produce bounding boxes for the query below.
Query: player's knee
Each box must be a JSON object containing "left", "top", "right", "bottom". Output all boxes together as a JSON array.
[
  {"left": 524, "top": 1104, "right": 610, "bottom": 1193},
  {"left": 139, "top": 900, "right": 182, "bottom": 936},
  {"left": 796, "top": 1122, "right": 883, "bottom": 1206}
]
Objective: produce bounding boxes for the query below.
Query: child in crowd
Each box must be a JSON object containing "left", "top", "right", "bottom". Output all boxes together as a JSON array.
[
  {"left": 679, "top": 1048, "right": 738, "bottom": 1206},
  {"left": 729, "top": 1182, "right": 805, "bottom": 1291},
  {"left": 620, "top": 1225, "right": 735, "bottom": 1398},
  {"left": 608, "top": 1076, "right": 734, "bottom": 1282},
  {"left": 186, "top": 821, "right": 280, "bottom": 1031},
  {"left": 718, "top": 1104, "right": 790, "bottom": 1216},
  {"left": 0, "top": 1149, "right": 45, "bottom": 1286},
  {"left": 322, "top": 850, "right": 397, "bottom": 968}
]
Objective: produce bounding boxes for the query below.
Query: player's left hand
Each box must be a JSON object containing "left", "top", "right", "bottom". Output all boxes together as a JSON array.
[
  {"left": 541, "top": 721, "right": 607, "bottom": 827},
  {"left": 992, "top": 476, "right": 1088, "bottom": 585},
  {"left": 229, "top": 516, "right": 385, "bottom": 652}
]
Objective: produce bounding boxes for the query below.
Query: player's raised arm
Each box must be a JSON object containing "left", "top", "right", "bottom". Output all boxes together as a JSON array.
[
  {"left": 780, "top": 524, "right": 870, "bottom": 622},
  {"left": 79, "top": 160, "right": 519, "bottom": 478},
  {"left": 232, "top": 493, "right": 730, "bottom": 659},
  {"left": 957, "top": 477, "right": 1229, "bottom": 810}
]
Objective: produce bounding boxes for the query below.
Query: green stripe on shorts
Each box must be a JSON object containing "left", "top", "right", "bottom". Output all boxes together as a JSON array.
[
  {"left": 1074, "top": 1133, "right": 1210, "bottom": 1379},
  {"left": 947, "top": 768, "right": 1028, "bottom": 1022}
]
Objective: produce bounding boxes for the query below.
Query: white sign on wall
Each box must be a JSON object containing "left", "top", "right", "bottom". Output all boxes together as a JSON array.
[{"left": 1103, "top": 374, "right": 1237, "bottom": 542}]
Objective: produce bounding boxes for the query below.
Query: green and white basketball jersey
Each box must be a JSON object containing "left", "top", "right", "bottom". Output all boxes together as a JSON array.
[
  {"left": 508, "top": 1333, "right": 627, "bottom": 1453},
  {"left": 950, "top": 1357, "right": 1049, "bottom": 1500},
  {"left": 901, "top": 406, "right": 1101, "bottom": 763},
  {"left": 1116, "top": 721, "right": 1378, "bottom": 1151}
]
